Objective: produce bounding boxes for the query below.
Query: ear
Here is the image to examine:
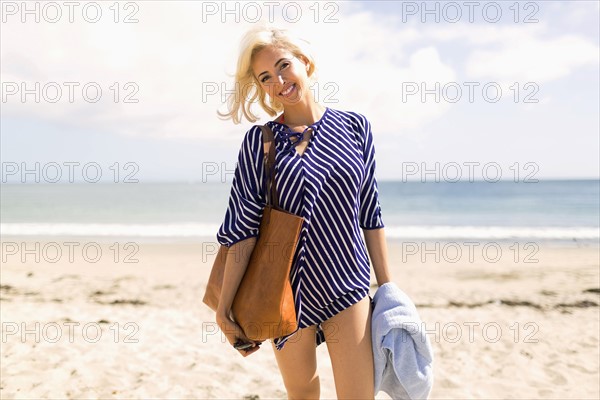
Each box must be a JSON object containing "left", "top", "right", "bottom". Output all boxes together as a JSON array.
[{"left": 298, "top": 55, "right": 310, "bottom": 70}]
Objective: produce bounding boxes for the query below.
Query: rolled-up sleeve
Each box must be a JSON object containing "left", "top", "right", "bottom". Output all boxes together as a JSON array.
[
  {"left": 357, "top": 115, "right": 385, "bottom": 230},
  {"left": 216, "top": 126, "right": 266, "bottom": 247}
]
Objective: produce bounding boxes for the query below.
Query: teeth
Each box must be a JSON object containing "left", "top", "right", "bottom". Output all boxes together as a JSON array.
[{"left": 281, "top": 84, "right": 294, "bottom": 96}]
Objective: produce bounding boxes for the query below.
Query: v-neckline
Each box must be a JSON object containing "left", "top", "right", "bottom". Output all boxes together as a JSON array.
[
  {"left": 271, "top": 107, "right": 329, "bottom": 159},
  {"left": 291, "top": 129, "right": 314, "bottom": 159}
]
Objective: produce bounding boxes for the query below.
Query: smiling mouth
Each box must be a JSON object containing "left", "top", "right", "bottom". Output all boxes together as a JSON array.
[{"left": 280, "top": 83, "right": 296, "bottom": 97}]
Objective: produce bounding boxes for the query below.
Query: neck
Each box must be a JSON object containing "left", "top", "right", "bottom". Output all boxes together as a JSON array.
[{"left": 279, "top": 101, "right": 327, "bottom": 127}]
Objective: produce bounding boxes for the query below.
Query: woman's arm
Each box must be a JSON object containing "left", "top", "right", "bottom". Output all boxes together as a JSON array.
[
  {"left": 363, "top": 227, "right": 392, "bottom": 286},
  {"left": 215, "top": 236, "right": 262, "bottom": 356},
  {"left": 216, "top": 236, "right": 257, "bottom": 319}
]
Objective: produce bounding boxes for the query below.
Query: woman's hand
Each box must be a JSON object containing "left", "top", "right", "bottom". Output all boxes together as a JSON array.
[{"left": 216, "top": 311, "right": 262, "bottom": 357}]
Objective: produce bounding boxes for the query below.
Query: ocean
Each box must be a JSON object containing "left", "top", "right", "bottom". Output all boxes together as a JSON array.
[{"left": 1, "top": 180, "right": 598, "bottom": 244}]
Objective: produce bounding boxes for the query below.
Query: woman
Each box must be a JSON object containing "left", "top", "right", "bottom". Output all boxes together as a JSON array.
[{"left": 215, "top": 24, "right": 392, "bottom": 400}]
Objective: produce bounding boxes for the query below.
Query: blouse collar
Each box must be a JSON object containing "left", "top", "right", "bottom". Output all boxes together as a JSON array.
[{"left": 268, "top": 107, "right": 330, "bottom": 150}]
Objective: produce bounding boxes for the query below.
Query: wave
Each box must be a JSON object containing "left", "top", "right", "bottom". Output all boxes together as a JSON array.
[
  {"left": 384, "top": 225, "right": 599, "bottom": 240},
  {"left": 1, "top": 223, "right": 598, "bottom": 240}
]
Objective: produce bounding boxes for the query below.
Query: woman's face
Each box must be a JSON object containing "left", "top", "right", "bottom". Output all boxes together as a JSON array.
[{"left": 252, "top": 46, "right": 309, "bottom": 105}]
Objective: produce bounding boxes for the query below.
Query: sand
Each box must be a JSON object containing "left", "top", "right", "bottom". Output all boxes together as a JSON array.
[{"left": 1, "top": 237, "right": 598, "bottom": 399}]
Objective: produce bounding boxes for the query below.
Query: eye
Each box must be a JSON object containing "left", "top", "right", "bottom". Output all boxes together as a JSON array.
[{"left": 259, "top": 61, "right": 290, "bottom": 84}]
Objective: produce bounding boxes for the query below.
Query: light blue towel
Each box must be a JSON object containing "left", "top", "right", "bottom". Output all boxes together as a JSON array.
[{"left": 371, "top": 282, "right": 434, "bottom": 399}]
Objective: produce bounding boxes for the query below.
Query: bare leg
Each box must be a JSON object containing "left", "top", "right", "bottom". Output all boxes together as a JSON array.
[
  {"left": 271, "top": 325, "right": 320, "bottom": 400},
  {"left": 322, "top": 295, "right": 375, "bottom": 400}
]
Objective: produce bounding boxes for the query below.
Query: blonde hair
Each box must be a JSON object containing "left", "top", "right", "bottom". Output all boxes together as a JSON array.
[{"left": 217, "top": 24, "right": 318, "bottom": 124}]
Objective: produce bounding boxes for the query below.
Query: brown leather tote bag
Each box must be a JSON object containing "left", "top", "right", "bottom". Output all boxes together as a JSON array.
[{"left": 203, "top": 124, "right": 303, "bottom": 341}]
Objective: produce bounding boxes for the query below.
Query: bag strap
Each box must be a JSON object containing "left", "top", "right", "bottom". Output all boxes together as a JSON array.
[{"left": 259, "top": 124, "right": 279, "bottom": 210}]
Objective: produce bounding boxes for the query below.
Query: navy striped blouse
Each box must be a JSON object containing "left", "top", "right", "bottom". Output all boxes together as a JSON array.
[{"left": 216, "top": 107, "right": 385, "bottom": 351}]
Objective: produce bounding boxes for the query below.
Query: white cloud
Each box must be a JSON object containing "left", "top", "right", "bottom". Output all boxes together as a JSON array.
[
  {"left": 0, "top": 0, "right": 598, "bottom": 146},
  {"left": 466, "top": 32, "right": 599, "bottom": 84},
  {"left": 414, "top": 20, "right": 599, "bottom": 85},
  {"left": 425, "top": 23, "right": 548, "bottom": 45}
]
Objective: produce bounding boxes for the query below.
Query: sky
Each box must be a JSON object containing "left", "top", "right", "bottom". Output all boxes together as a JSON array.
[{"left": 1, "top": 0, "right": 599, "bottom": 183}]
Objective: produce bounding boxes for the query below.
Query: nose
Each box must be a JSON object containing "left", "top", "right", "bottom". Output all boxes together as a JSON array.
[
  {"left": 273, "top": 74, "right": 287, "bottom": 94},
  {"left": 275, "top": 73, "right": 286, "bottom": 85}
]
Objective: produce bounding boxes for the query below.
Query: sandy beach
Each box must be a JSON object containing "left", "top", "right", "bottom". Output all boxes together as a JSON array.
[{"left": 1, "top": 237, "right": 598, "bottom": 399}]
